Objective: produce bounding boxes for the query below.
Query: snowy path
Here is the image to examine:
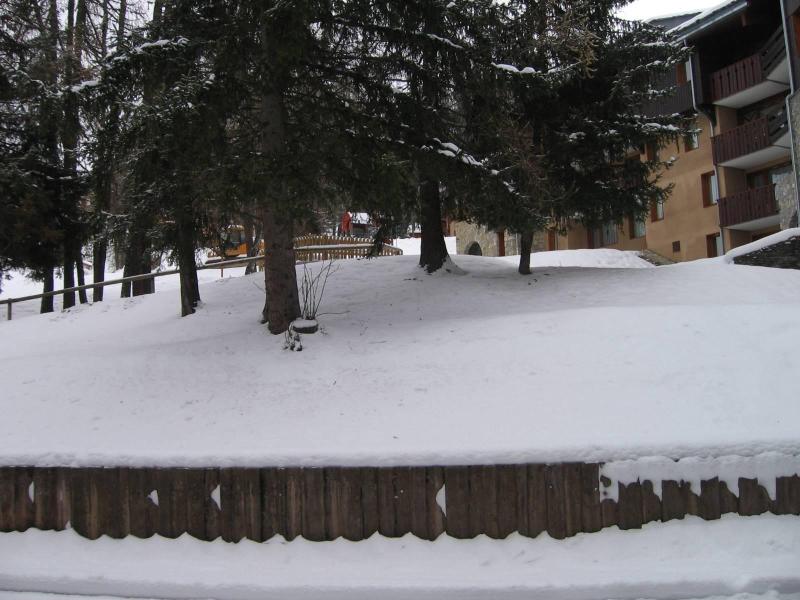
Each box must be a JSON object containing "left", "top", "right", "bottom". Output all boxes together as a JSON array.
[
  {"left": 0, "top": 515, "right": 798, "bottom": 600},
  {"left": 1, "top": 252, "right": 799, "bottom": 468}
]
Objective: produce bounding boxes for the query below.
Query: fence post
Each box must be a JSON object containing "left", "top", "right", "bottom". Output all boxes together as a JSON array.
[{"left": 6, "top": 301, "right": 11, "bottom": 322}]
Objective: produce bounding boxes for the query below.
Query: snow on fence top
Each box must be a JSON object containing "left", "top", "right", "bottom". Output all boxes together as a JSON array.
[{"left": 1, "top": 251, "right": 799, "bottom": 468}]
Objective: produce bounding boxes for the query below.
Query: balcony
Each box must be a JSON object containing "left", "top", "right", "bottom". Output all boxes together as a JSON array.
[
  {"left": 718, "top": 184, "right": 780, "bottom": 230},
  {"left": 640, "top": 82, "right": 694, "bottom": 117},
  {"left": 707, "top": 27, "right": 789, "bottom": 108},
  {"left": 711, "top": 107, "right": 790, "bottom": 169}
]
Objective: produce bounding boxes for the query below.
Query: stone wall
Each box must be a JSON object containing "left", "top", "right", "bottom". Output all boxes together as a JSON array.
[
  {"left": 733, "top": 235, "right": 800, "bottom": 270},
  {"left": 774, "top": 164, "right": 798, "bottom": 230},
  {"left": 786, "top": 92, "right": 800, "bottom": 228},
  {"left": 453, "top": 222, "right": 545, "bottom": 257}
]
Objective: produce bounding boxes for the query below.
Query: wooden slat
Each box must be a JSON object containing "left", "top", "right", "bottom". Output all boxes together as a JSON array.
[
  {"left": 496, "top": 465, "right": 518, "bottom": 538},
  {"left": 719, "top": 480, "right": 739, "bottom": 515},
  {"left": 14, "top": 468, "right": 34, "bottom": 533},
  {"left": 563, "top": 463, "right": 582, "bottom": 537},
  {"left": 580, "top": 464, "right": 602, "bottom": 533},
  {"left": 325, "top": 467, "right": 363, "bottom": 541},
  {"left": 361, "top": 467, "right": 379, "bottom": 538},
  {"left": 527, "top": 464, "right": 548, "bottom": 537},
  {"left": 393, "top": 467, "right": 413, "bottom": 537},
  {"left": 33, "top": 468, "right": 59, "bottom": 531},
  {"left": 261, "top": 468, "right": 286, "bottom": 540},
  {"left": 661, "top": 480, "right": 686, "bottom": 522},
  {"left": 157, "top": 468, "right": 187, "bottom": 539},
  {"left": 617, "top": 481, "right": 644, "bottom": 530},
  {"left": 102, "top": 468, "right": 130, "bottom": 539},
  {"left": 641, "top": 480, "right": 662, "bottom": 525},
  {"left": 774, "top": 475, "right": 799, "bottom": 515},
  {"left": 443, "top": 466, "right": 469, "bottom": 538},
  {"left": 409, "top": 468, "right": 429, "bottom": 540},
  {"left": 514, "top": 465, "right": 530, "bottom": 536},
  {"left": 738, "top": 478, "right": 770, "bottom": 516},
  {"left": 699, "top": 478, "right": 721, "bottom": 521},
  {"left": 284, "top": 468, "right": 303, "bottom": 541},
  {"left": 221, "top": 468, "right": 262, "bottom": 542},
  {"left": 69, "top": 468, "right": 95, "bottom": 539},
  {"left": 185, "top": 469, "right": 209, "bottom": 540},
  {"left": 128, "top": 468, "right": 157, "bottom": 539},
  {"left": 302, "top": 468, "right": 325, "bottom": 541},
  {"left": 204, "top": 469, "right": 221, "bottom": 540},
  {"left": 545, "top": 464, "right": 567, "bottom": 539},
  {"left": 377, "top": 468, "right": 396, "bottom": 537},
  {"left": 0, "top": 468, "right": 14, "bottom": 532},
  {"left": 426, "top": 467, "right": 446, "bottom": 540}
]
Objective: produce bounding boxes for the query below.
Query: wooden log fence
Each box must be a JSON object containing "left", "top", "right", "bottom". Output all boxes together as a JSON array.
[{"left": 1, "top": 464, "right": 797, "bottom": 542}]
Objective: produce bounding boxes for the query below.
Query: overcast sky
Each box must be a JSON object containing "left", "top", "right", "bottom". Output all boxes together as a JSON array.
[{"left": 616, "top": 0, "right": 724, "bottom": 21}]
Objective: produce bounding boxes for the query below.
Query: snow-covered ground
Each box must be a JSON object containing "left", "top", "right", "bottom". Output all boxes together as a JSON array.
[
  {"left": 392, "top": 236, "right": 458, "bottom": 256},
  {"left": 1, "top": 516, "right": 798, "bottom": 600},
  {"left": 1, "top": 248, "right": 799, "bottom": 468}
]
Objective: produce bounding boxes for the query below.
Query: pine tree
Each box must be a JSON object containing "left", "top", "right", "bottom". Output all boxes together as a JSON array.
[{"left": 478, "top": 0, "right": 692, "bottom": 274}]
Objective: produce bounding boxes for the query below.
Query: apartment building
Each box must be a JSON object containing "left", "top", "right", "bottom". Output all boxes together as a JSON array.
[
  {"left": 552, "top": 0, "right": 800, "bottom": 261},
  {"left": 458, "top": 0, "right": 800, "bottom": 261}
]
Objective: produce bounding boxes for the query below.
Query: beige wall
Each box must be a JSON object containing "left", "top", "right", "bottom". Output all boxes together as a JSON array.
[{"left": 645, "top": 114, "right": 721, "bottom": 261}]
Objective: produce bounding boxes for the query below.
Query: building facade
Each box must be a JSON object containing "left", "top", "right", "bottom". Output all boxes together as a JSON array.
[{"left": 459, "top": 0, "right": 800, "bottom": 261}]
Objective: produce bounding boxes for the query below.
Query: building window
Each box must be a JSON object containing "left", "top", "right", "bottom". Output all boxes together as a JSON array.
[
  {"left": 706, "top": 233, "right": 723, "bottom": 258},
  {"left": 645, "top": 143, "right": 659, "bottom": 162},
  {"left": 701, "top": 171, "right": 719, "bottom": 206},
  {"left": 672, "top": 240, "right": 681, "bottom": 254},
  {"left": 602, "top": 222, "right": 618, "bottom": 246},
  {"left": 651, "top": 200, "right": 665, "bottom": 222},
  {"left": 589, "top": 223, "right": 619, "bottom": 248},
  {"left": 630, "top": 217, "right": 646, "bottom": 239},
  {"left": 684, "top": 129, "right": 700, "bottom": 152}
]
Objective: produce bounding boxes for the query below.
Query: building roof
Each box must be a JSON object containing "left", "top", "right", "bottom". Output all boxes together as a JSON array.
[
  {"left": 647, "top": 11, "right": 701, "bottom": 31},
  {"left": 668, "top": 0, "right": 749, "bottom": 39}
]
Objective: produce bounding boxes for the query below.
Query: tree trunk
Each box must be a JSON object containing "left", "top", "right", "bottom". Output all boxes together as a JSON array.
[
  {"left": 75, "top": 243, "right": 88, "bottom": 303},
  {"left": 92, "top": 0, "right": 125, "bottom": 304},
  {"left": 518, "top": 229, "right": 534, "bottom": 275},
  {"left": 121, "top": 223, "right": 154, "bottom": 298},
  {"left": 243, "top": 215, "right": 261, "bottom": 275},
  {"left": 176, "top": 207, "right": 200, "bottom": 317},
  {"left": 262, "top": 204, "right": 300, "bottom": 334},
  {"left": 93, "top": 240, "right": 107, "bottom": 302},
  {"left": 418, "top": 180, "right": 449, "bottom": 273},
  {"left": 40, "top": 269, "right": 55, "bottom": 314},
  {"left": 63, "top": 256, "right": 76, "bottom": 309}
]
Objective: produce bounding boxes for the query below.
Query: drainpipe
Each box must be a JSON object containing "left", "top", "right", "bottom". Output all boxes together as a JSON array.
[
  {"left": 687, "top": 41, "right": 727, "bottom": 251},
  {"left": 780, "top": 0, "right": 800, "bottom": 226}
]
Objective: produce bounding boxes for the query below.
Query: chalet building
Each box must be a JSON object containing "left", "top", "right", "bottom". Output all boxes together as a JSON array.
[{"left": 459, "top": 0, "right": 800, "bottom": 261}]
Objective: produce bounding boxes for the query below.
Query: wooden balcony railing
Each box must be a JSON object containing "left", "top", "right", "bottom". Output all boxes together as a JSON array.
[
  {"left": 718, "top": 184, "right": 778, "bottom": 228},
  {"left": 708, "top": 55, "right": 764, "bottom": 102},
  {"left": 761, "top": 26, "right": 786, "bottom": 75},
  {"left": 711, "top": 108, "right": 787, "bottom": 165},
  {"left": 708, "top": 27, "right": 786, "bottom": 103},
  {"left": 640, "top": 82, "right": 694, "bottom": 117}
]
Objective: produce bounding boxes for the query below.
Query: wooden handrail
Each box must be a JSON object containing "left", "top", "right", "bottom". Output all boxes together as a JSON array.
[{"left": 1, "top": 244, "right": 403, "bottom": 320}]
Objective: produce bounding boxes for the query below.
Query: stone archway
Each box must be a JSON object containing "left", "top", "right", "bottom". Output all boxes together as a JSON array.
[{"left": 466, "top": 241, "right": 483, "bottom": 256}]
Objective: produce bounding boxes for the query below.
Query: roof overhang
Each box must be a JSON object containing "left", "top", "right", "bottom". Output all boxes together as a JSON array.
[{"left": 669, "top": 0, "right": 749, "bottom": 42}]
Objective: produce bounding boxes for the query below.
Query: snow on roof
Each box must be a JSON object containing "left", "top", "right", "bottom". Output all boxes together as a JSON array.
[
  {"left": 350, "top": 212, "right": 370, "bottom": 224},
  {"left": 724, "top": 227, "right": 800, "bottom": 263},
  {"left": 668, "top": 0, "right": 747, "bottom": 38},
  {"left": 646, "top": 11, "right": 701, "bottom": 30}
]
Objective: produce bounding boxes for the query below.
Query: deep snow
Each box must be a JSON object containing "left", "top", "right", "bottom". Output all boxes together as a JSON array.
[
  {"left": 0, "top": 516, "right": 798, "bottom": 600},
  {"left": 1, "top": 250, "right": 799, "bottom": 468}
]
